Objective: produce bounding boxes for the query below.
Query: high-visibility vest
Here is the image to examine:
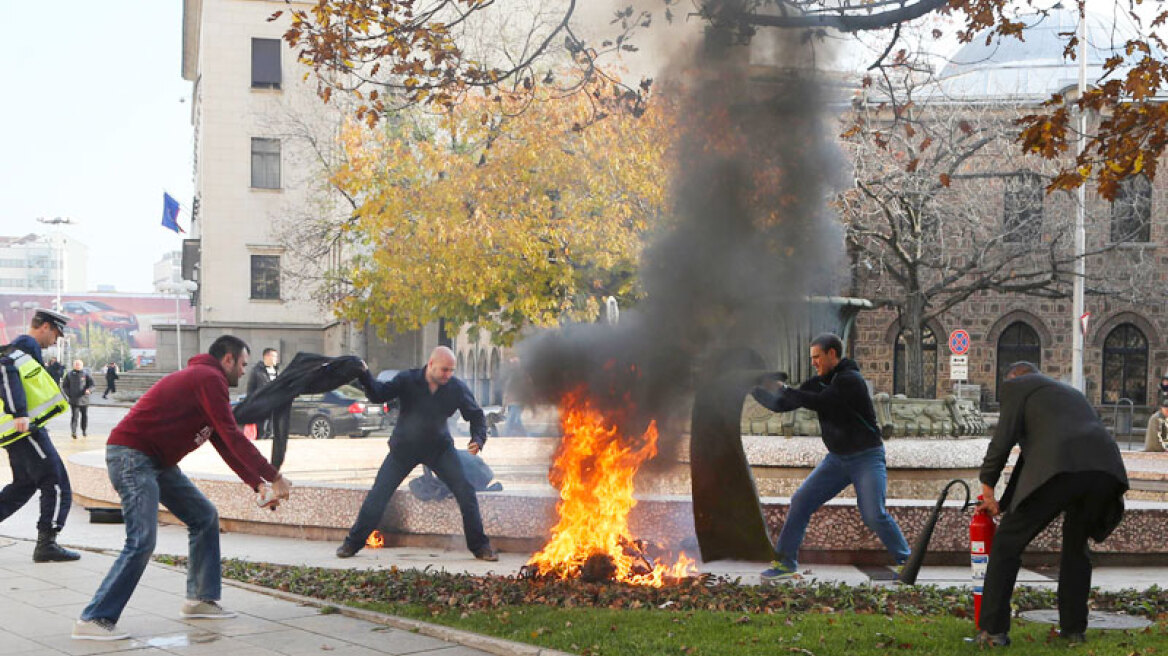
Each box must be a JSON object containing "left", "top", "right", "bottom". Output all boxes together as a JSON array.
[{"left": 0, "top": 347, "right": 69, "bottom": 448}]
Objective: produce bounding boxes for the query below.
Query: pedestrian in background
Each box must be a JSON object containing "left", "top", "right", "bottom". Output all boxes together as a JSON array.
[
  {"left": 500, "top": 354, "right": 529, "bottom": 436},
  {"left": 102, "top": 362, "right": 119, "bottom": 398},
  {"left": 1145, "top": 404, "right": 1167, "bottom": 452},
  {"left": 61, "top": 359, "right": 94, "bottom": 438},
  {"left": 46, "top": 357, "right": 65, "bottom": 384},
  {"left": 246, "top": 348, "right": 280, "bottom": 439}
]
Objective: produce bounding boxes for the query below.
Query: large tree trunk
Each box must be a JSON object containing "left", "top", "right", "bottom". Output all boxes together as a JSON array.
[{"left": 903, "top": 294, "right": 927, "bottom": 398}]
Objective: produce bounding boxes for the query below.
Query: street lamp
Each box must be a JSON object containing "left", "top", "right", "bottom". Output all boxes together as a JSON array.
[
  {"left": 36, "top": 216, "right": 75, "bottom": 365},
  {"left": 159, "top": 280, "right": 198, "bottom": 370},
  {"left": 35, "top": 217, "right": 75, "bottom": 312},
  {"left": 8, "top": 300, "right": 37, "bottom": 327}
]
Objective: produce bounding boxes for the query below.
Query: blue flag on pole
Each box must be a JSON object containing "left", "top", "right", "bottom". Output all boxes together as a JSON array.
[{"left": 161, "top": 192, "right": 184, "bottom": 233}]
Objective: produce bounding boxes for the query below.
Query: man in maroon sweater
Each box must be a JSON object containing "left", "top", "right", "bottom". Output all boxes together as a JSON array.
[{"left": 73, "top": 335, "right": 292, "bottom": 642}]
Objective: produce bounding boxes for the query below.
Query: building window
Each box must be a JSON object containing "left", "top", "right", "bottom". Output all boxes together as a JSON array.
[
  {"left": 1110, "top": 174, "right": 1152, "bottom": 243},
  {"left": 1102, "top": 323, "right": 1147, "bottom": 405},
  {"left": 995, "top": 322, "right": 1041, "bottom": 401},
  {"left": 250, "top": 254, "right": 281, "bottom": 300},
  {"left": 893, "top": 325, "right": 937, "bottom": 398},
  {"left": 250, "top": 138, "right": 281, "bottom": 189},
  {"left": 251, "top": 38, "right": 282, "bottom": 89},
  {"left": 1003, "top": 173, "right": 1043, "bottom": 243}
]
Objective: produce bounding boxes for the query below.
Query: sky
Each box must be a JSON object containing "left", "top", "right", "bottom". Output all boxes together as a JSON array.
[{"left": 0, "top": 1, "right": 194, "bottom": 293}]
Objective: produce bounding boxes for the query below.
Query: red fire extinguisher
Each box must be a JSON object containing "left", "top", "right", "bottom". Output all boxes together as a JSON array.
[{"left": 970, "top": 495, "right": 997, "bottom": 626}]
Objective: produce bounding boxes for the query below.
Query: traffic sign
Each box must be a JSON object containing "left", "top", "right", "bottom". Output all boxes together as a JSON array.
[
  {"left": 949, "top": 329, "right": 970, "bottom": 355},
  {"left": 950, "top": 353, "right": 969, "bottom": 380}
]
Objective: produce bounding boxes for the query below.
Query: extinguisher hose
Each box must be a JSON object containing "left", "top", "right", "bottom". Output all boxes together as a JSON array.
[{"left": 898, "top": 479, "right": 973, "bottom": 585}]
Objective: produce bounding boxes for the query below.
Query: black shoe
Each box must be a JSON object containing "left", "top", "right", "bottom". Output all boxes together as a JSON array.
[
  {"left": 335, "top": 542, "right": 360, "bottom": 559},
  {"left": 973, "top": 630, "right": 1011, "bottom": 647},
  {"left": 1059, "top": 631, "right": 1086, "bottom": 644},
  {"left": 33, "top": 530, "right": 81, "bottom": 563},
  {"left": 71, "top": 434, "right": 77, "bottom": 439},
  {"left": 473, "top": 546, "right": 499, "bottom": 562}
]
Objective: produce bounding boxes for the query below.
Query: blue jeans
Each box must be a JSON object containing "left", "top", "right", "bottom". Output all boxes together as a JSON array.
[
  {"left": 775, "top": 445, "right": 909, "bottom": 569},
  {"left": 345, "top": 443, "right": 490, "bottom": 553},
  {"left": 81, "top": 446, "right": 222, "bottom": 623}
]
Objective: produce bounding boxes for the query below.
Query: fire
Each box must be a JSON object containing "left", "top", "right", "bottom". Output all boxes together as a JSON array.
[
  {"left": 526, "top": 389, "right": 696, "bottom": 586},
  {"left": 366, "top": 530, "right": 385, "bottom": 549}
]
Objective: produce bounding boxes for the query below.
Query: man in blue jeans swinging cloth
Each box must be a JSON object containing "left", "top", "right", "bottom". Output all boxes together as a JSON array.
[
  {"left": 751, "top": 333, "right": 910, "bottom": 581},
  {"left": 72, "top": 335, "right": 292, "bottom": 641}
]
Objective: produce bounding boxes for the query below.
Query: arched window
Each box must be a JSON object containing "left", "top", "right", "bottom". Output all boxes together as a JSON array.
[
  {"left": 490, "top": 349, "right": 502, "bottom": 405},
  {"left": 1102, "top": 323, "right": 1148, "bottom": 405},
  {"left": 477, "top": 348, "right": 489, "bottom": 403},
  {"left": 996, "top": 322, "right": 1041, "bottom": 401},
  {"left": 893, "top": 325, "right": 936, "bottom": 398}
]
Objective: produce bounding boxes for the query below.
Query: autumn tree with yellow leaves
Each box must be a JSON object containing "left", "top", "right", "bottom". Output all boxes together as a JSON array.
[{"left": 329, "top": 82, "right": 676, "bottom": 343}]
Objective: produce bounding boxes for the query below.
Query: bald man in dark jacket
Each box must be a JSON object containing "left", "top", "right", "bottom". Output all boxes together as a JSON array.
[{"left": 974, "top": 362, "right": 1128, "bottom": 647}]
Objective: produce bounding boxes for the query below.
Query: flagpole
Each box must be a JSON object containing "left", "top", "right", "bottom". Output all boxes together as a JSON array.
[{"left": 1071, "top": 5, "right": 1087, "bottom": 394}]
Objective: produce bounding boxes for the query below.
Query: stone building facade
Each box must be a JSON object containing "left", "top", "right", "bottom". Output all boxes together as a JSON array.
[{"left": 846, "top": 10, "right": 1167, "bottom": 412}]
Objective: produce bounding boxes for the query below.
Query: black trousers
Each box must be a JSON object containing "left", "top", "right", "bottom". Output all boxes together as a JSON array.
[
  {"left": 70, "top": 405, "right": 89, "bottom": 436},
  {"left": 0, "top": 430, "right": 73, "bottom": 531},
  {"left": 344, "top": 442, "right": 489, "bottom": 553},
  {"left": 103, "top": 381, "right": 115, "bottom": 396},
  {"left": 268, "top": 408, "right": 291, "bottom": 471},
  {"left": 980, "top": 471, "right": 1124, "bottom": 635}
]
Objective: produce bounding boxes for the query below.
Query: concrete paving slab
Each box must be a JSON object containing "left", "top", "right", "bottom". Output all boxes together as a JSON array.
[
  {"left": 0, "top": 630, "right": 43, "bottom": 655},
  {"left": 0, "top": 538, "right": 541, "bottom": 656},
  {"left": 231, "top": 628, "right": 385, "bottom": 655}
]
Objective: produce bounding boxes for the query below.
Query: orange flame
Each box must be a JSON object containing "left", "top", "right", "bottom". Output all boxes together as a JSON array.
[
  {"left": 366, "top": 530, "right": 385, "bottom": 549},
  {"left": 526, "top": 389, "right": 696, "bottom": 586}
]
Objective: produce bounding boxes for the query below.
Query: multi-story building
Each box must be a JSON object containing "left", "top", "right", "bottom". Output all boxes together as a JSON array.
[
  {"left": 179, "top": 0, "right": 438, "bottom": 381},
  {"left": 0, "top": 232, "right": 87, "bottom": 296},
  {"left": 152, "top": 251, "right": 183, "bottom": 292}
]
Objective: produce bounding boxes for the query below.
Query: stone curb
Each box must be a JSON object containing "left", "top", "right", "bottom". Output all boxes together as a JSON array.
[{"left": 145, "top": 557, "right": 575, "bottom": 656}]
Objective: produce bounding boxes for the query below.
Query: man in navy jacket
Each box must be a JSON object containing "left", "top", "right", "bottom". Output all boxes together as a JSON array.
[{"left": 336, "top": 346, "right": 497, "bottom": 561}]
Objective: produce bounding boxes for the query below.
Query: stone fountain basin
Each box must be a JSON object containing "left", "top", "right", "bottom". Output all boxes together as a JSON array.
[{"left": 66, "top": 436, "right": 1168, "bottom": 564}]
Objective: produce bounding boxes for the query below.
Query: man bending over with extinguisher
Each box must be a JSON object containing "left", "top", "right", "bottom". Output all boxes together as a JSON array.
[{"left": 975, "top": 361, "right": 1128, "bottom": 647}]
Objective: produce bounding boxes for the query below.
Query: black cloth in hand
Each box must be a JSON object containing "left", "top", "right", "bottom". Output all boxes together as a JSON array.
[{"left": 233, "top": 353, "right": 366, "bottom": 470}]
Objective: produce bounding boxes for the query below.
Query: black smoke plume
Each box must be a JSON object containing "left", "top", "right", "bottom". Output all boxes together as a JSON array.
[{"left": 519, "top": 8, "right": 845, "bottom": 442}]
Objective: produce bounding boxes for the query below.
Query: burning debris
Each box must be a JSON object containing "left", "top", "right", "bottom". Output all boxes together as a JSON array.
[
  {"left": 366, "top": 530, "right": 385, "bottom": 549},
  {"left": 523, "top": 389, "right": 696, "bottom": 587}
]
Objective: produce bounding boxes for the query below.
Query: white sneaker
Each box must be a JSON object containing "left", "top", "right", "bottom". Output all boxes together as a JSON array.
[
  {"left": 72, "top": 618, "right": 130, "bottom": 641},
  {"left": 180, "top": 600, "right": 237, "bottom": 619}
]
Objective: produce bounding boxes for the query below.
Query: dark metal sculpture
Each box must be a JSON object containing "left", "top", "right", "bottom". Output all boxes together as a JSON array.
[
  {"left": 690, "top": 369, "right": 776, "bottom": 562},
  {"left": 898, "top": 479, "right": 974, "bottom": 585}
]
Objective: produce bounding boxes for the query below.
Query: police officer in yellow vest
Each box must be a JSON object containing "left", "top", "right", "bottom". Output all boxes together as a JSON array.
[{"left": 0, "top": 308, "right": 80, "bottom": 562}]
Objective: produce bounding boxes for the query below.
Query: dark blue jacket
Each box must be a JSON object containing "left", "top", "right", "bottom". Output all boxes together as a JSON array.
[
  {"left": 751, "top": 358, "right": 882, "bottom": 455},
  {"left": 1, "top": 334, "right": 45, "bottom": 419},
  {"left": 359, "top": 366, "right": 487, "bottom": 452}
]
